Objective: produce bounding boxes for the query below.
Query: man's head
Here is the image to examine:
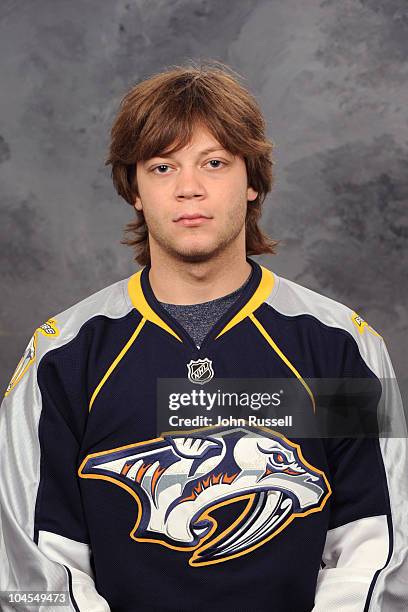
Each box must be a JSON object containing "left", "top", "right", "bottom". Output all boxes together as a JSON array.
[
  {"left": 133, "top": 121, "right": 258, "bottom": 264},
  {"left": 105, "top": 61, "right": 278, "bottom": 266}
]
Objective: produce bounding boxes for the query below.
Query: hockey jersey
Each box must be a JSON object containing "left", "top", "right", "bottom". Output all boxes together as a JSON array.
[{"left": 1, "top": 256, "right": 407, "bottom": 612}]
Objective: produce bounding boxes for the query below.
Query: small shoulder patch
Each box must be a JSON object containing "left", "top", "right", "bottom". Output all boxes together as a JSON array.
[
  {"left": 37, "top": 317, "right": 60, "bottom": 337},
  {"left": 4, "top": 318, "right": 59, "bottom": 397},
  {"left": 351, "top": 311, "right": 382, "bottom": 338}
]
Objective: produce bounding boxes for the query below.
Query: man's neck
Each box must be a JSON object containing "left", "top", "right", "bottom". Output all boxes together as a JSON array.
[{"left": 148, "top": 252, "right": 253, "bottom": 306}]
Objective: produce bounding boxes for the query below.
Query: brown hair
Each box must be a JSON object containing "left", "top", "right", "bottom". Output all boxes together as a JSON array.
[{"left": 105, "top": 60, "right": 279, "bottom": 266}]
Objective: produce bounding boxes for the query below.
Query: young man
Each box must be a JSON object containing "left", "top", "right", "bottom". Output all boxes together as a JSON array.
[{"left": 1, "top": 63, "right": 407, "bottom": 612}]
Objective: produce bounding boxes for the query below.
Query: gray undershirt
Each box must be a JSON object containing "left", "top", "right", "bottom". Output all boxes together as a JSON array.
[{"left": 158, "top": 267, "right": 254, "bottom": 348}]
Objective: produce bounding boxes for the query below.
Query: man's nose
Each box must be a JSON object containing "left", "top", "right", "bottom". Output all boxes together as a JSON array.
[{"left": 174, "top": 167, "right": 206, "bottom": 199}]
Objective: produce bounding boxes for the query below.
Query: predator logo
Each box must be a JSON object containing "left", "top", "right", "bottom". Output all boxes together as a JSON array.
[{"left": 79, "top": 426, "right": 331, "bottom": 566}]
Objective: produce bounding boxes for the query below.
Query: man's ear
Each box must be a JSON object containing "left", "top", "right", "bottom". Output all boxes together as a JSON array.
[
  {"left": 247, "top": 186, "right": 258, "bottom": 202},
  {"left": 132, "top": 165, "right": 142, "bottom": 210},
  {"left": 134, "top": 194, "right": 143, "bottom": 211}
]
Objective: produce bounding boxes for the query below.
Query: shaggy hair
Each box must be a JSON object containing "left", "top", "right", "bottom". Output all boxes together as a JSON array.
[{"left": 105, "top": 60, "right": 279, "bottom": 266}]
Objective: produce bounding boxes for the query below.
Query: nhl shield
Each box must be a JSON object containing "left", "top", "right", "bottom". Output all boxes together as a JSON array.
[{"left": 187, "top": 357, "right": 214, "bottom": 384}]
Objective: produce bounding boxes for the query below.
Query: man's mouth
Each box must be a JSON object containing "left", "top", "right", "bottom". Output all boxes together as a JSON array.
[
  {"left": 175, "top": 216, "right": 211, "bottom": 227},
  {"left": 174, "top": 214, "right": 212, "bottom": 227}
]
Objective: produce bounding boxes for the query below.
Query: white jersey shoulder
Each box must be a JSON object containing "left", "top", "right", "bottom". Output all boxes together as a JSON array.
[
  {"left": 5, "top": 276, "right": 132, "bottom": 397},
  {"left": 47, "top": 275, "right": 133, "bottom": 349},
  {"left": 267, "top": 271, "right": 383, "bottom": 375}
]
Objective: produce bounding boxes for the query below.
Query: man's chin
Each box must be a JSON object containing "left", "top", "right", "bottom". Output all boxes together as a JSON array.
[
  {"left": 155, "top": 230, "right": 243, "bottom": 263},
  {"left": 175, "top": 250, "right": 216, "bottom": 263},
  {"left": 169, "top": 242, "right": 224, "bottom": 264}
]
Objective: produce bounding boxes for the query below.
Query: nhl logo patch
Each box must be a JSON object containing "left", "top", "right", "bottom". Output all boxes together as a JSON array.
[{"left": 186, "top": 357, "right": 214, "bottom": 385}]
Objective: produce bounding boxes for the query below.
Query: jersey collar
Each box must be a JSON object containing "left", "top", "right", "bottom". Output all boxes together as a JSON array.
[{"left": 127, "top": 257, "right": 275, "bottom": 349}]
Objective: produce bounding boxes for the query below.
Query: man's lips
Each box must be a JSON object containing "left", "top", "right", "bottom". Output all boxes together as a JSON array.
[{"left": 174, "top": 214, "right": 212, "bottom": 226}]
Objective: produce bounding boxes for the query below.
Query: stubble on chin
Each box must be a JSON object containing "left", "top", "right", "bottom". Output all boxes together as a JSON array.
[{"left": 148, "top": 202, "right": 247, "bottom": 264}]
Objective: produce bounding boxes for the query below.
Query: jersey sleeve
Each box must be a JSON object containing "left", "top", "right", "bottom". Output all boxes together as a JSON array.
[
  {"left": 312, "top": 339, "right": 408, "bottom": 611},
  {"left": 0, "top": 328, "right": 111, "bottom": 612}
]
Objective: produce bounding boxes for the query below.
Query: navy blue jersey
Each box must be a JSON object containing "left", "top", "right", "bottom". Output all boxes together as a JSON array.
[{"left": 1, "top": 257, "right": 407, "bottom": 611}]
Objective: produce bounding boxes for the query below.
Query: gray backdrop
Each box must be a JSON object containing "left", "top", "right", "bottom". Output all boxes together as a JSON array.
[{"left": 1, "top": 0, "right": 407, "bottom": 393}]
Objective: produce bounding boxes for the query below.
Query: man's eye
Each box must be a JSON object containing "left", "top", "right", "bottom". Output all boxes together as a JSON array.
[
  {"left": 152, "top": 164, "right": 170, "bottom": 174},
  {"left": 206, "top": 159, "right": 225, "bottom": 169}
]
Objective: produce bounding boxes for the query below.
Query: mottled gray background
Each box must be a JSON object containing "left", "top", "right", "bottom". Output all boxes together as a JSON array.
[{"left": 1, "top": 0, "right": 407, "bottom": 392}]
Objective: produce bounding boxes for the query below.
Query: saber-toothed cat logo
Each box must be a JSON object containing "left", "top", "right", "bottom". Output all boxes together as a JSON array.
[{"left": 79, "top": 426, "right": 331, "bottom": 566}]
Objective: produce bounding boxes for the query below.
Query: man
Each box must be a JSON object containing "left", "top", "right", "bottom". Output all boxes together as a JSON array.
[{"left": 1, "top": 62, "right": 407, "bottom": 611}]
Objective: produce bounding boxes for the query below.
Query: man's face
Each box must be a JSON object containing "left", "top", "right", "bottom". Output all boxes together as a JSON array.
[{"left": 134, "top": 122, "right": 258, "bottom": 263}]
